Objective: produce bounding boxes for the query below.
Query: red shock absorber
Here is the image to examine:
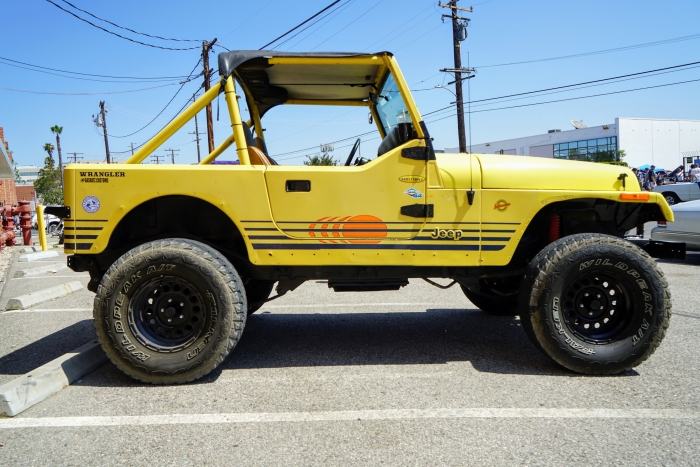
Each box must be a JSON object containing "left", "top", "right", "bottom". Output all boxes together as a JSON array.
[{"left": 548, "top": 213, "right": 561, "bottom": 243}]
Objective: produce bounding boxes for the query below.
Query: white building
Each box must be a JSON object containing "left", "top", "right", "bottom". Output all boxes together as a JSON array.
[
  {"left": 16, "top": 165, "right": 41, "bottom": 185},
  {"left": 447, "top": 117, "right": 700, "bottom": 170}
]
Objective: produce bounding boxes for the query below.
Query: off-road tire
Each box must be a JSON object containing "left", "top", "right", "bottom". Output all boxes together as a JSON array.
[
  {"left": 245, "top": 280, "right": 275, "bottom": 315},
  {"left": 93, "top": 239, "right": 246, "bottom": 384},
  {"left": 461, "top": 284, "right": 518, "bottom": 315},
  {"left": 661, "top": 192, "right": 681, "bottom": 206},
  {"left": 518, "top": 233, "right": 671, "bottom": 375}
]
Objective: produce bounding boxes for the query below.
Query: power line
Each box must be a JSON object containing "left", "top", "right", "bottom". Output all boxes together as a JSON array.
[
  {"left": 426, "top": 76, "right": 700, "bottom": 124},
  {"left": 310, "top": 0, "right": 387, "bottom": 51},
  {"left": 0, "top": 55, "right": 190, "bottom": 80},
  {"left": 422, "top": 60, "right": 700, "bottom": 117},
  {"left": 362, "top": 2, "right": 435, "bottom": 52},
  {"left": 274, "top": 0, "right": 354, "bottom": 51},
  {"left": 259, "top": 0, "right": 343, "bottom": 49},
  {"left": 0, "top": 82, "right": 181, "bottom": 95},
  {"left": 107, "top": 58, "right": 202, "bottom": 138},
  {"left": 220, "top": 0, "right": 277, "bottom": 42},
  {"left": 45, "top": 0, "right": 199, "bottom": 51},
  {"left": 476, "top": 32, "right": 700, "bottom": 69},
  {"left": 109, "top": 90, "right": 202, "bottom": 154},
  {"left": 57, "top": 0, "right": 203, "bottom": 42},
  {"left": 0, "top": 60, "right": 185, "bottom": 84}
]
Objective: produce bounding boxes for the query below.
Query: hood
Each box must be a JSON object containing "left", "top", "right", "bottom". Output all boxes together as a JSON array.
[{"left": 436, "top": 153, "right": 635, "bottom": 191}]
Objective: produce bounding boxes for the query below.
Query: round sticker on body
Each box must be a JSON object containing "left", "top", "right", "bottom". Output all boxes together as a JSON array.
[{"left": 82, "top": 196, "right": 100, "bottom": 214}]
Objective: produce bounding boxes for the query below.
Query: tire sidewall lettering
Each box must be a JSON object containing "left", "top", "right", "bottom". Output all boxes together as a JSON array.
[{"left": 547, "top": 253, "right": 660, "bottom": 362}]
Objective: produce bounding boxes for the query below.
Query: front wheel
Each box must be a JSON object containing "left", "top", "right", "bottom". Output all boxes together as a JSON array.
[
  {"left": 94, "top": 239, "right": 246, "bottom": 384},
  {"left": 518, "top": 233, "right": 671, "bottom": 375}
]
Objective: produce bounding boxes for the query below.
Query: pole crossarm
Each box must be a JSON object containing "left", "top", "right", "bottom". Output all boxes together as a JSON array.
[
  {"left": 438, "top": 3, "right": 473, "bottom": 12},
  {"left": 440, "top": 68, "right": 476, "bottom": 73},
  {"left": 441, "top": 14, "right": 471, "bottom": 21}
]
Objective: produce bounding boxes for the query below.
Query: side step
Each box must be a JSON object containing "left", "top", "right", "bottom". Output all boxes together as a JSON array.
[{"left": 327, "top": 279, "right": 409, "bottom": 292}]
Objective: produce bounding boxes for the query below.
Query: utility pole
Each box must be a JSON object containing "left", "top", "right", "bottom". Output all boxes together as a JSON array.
[
  {"left": 99, "top": 101, "right": 111, "bottom": 163},
  {"left": 189, "top": 93, "right": 206, "bottom": 162},
  {"left": 150, "top": 154, "right": 164, "bottom": 165},
  {"left": 66, "top": 152, "right": 83, "bottom": 163},
  {"left": 130, "top": 142, "right": 135, "bottom": 155},
  {"left": 202, "top": 38, "right": 218, "bottom": 155},
  {"left": 166, "top": 148, "right": 180, "bottom": 164},
  {"left": 439, "top": 1, "right": 475, "bottom": 154}
]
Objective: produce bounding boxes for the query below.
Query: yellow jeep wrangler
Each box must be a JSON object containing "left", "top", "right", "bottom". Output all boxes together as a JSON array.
[{"left": 48, "top": 50, "right": 680, "bottom": 384}]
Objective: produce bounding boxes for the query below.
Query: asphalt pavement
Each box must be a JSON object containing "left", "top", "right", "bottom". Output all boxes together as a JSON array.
[{"left": 0, "top": 239, "right": 699, "bottom": 466}]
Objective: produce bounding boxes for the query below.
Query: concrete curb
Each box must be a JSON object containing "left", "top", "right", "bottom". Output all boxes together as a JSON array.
[
  {"left": 14, "top": 263, "right": 69, "bottom": 278},
  {"left": 5, "top": 281, "right": 84, "bottom": 310},
  {"left": 0, "top": 341, "right": 107, "bottom": 417},
  {"left": 20, "top": 246, "right": 40, "bottom": 253},
  {"left": 18, "top": 251, "right": 59, "bottom": 262}
]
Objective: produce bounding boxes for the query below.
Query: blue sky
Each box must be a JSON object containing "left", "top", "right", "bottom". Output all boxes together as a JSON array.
[{"left": 1, "top": 0, "right": 699, "bottom": 167}]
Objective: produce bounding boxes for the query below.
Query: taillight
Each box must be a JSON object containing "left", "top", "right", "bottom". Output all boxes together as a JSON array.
[{"left": 657, "top": 221, "right": 667, "bottom": 227}]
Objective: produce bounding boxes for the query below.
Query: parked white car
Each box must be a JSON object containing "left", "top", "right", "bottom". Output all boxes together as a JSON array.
[
  {"left": 653, "top": 182, "right": 700, "bottom": 206},
  {"left": 651, "top": 199, "right": 700, "bottom": 250},
  {"left": 31, "top": 213, "right": 61, "bottom": 233}
]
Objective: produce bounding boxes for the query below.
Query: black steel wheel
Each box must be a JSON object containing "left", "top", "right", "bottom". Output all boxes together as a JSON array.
[
  {"left": 94, "top": 239, "right": 246, "bottom": 384},
  {"left": 519, "top": 233, "right": 671, "bottom": 375},
  {"left": 130, "top": 277, "right": 208, "bottom": 350}
]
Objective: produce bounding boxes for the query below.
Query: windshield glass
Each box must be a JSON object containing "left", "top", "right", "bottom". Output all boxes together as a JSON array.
[{"left": 375, "top": 73, "right": 411, "bottom": 135}]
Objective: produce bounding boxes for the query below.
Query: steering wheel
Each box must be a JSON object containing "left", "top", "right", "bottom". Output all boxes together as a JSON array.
[{"left": 344, "top": 138, "right": 361, "bottom": 166}]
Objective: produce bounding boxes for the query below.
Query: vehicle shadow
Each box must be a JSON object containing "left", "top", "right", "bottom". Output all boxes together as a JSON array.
[
  {"left": 205, "top": 308, "right": 565, "bottom": 380},
  {"left": 0, "top": 319, "right": 95, "bottom": 376},
  {"left": 76, "top": 308, "right": 640, "bottom": 387}
]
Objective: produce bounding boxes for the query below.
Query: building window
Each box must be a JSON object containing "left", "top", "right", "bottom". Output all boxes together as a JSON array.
[{"left": 553, "top": 136, "right": 618, "bottom": 162}]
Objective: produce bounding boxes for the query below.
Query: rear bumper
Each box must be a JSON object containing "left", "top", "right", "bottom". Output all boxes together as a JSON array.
[{"left": 626, "top": 238, "right": 686, "bottom": 260}]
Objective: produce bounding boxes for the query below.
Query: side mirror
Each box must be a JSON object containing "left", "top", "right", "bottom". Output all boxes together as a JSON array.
[{"left": 368, "top": 113, "right": 373, "bottom": 124}]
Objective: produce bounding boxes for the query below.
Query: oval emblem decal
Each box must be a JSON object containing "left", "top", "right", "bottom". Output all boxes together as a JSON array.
[{"left": 398, "top": 175, "right": 425, "bottom": 183}]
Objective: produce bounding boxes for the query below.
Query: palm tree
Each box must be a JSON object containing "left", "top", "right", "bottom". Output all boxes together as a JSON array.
[
  {"left": 50, "top": 125, "right": 63, "bottom": 187},
  {"left": 43, "top": 142, "right": 55, "bottom": 163}
]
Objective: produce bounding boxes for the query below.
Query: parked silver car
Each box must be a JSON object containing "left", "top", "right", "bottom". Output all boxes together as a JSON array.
[
  {"left": 651, "top": 198, "right": 700, "bottom": 250},
  {"left": 653, "top": 182, "right": 700, "bottom": 206}
]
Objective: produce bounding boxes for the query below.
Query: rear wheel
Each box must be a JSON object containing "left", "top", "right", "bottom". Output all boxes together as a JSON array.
[
  {"left": 518, "top": 233, "right": 671, "bottom": 375},
  {"left": 460, "top": 278, "right": 518, "bottom": 315},
  {"left": 94, "top": 239, "right": 246, "bottom": 384},
  {"left": 662, "top": 192, "right": 681, "bottom": 205}
]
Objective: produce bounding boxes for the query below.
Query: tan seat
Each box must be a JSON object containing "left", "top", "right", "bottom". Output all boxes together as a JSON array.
[{"left": 248, "top": 146, "right": 272, "bottom": 166}]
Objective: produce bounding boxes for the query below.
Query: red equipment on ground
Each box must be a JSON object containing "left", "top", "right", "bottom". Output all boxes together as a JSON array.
[{"left": 0, "top": 200, "right": 33, "bottom": 249}]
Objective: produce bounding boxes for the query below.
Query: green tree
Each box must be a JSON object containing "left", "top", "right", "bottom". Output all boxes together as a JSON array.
[
  {"left": 35, "top": 146, "right": 62, "bottom": 204},
  {"left": 303, "top": 153, "right": 338, "bottom": 166},
  {"left": 616, "top": 149, "right": 626, "bottom": 161},
  {"left": 50, "top": 125, "right": 64, "bottom": 187}
]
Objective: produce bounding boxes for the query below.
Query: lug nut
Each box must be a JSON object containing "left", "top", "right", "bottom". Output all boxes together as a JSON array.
[
  {"left": 179, "top": 315, "right": 184, "bottom": 319},
  {"left": 149, "top": 319, "right": 155, "bottom": 325},
  {"left": 167, "top": 318, "right": 172, "bottom": 323}
]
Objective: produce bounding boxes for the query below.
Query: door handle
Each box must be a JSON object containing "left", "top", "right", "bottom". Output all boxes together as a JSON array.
[{"left": 286, "top": 180, "right": 311, "bottom": 192}]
